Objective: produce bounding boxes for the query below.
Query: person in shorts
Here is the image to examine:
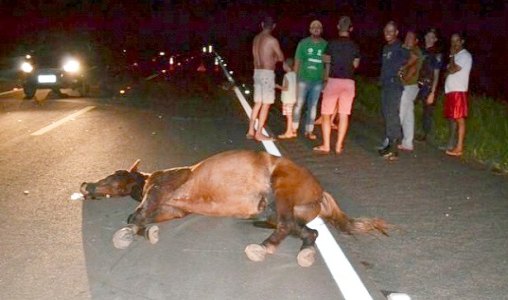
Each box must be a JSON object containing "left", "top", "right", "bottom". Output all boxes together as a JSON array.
[
  {"left": 313, "top": 16, "right": 360, "bottom": 154},
  {"left": 247, "top": 15, "right": 284, "bottom": 141},
  {"left": 276, "top": 58, "right": 297, "bottom": 139},
  {"left": 443, "top": 32, "right": 472, "bottom": 157}
]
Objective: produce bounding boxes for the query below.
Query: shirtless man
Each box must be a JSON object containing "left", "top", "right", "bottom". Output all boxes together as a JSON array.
[{"left": 247, "top": 16, "right": 284, "bottom": 141}]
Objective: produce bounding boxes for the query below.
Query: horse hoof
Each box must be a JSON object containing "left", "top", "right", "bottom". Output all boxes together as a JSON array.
[
  {"left": 144, "top": 225, "right": 160, "bottom": 244},
  {"left": 297, "top": 247, "right": 316, "bottom": 267},
  {"left": 112, "top": 227, "right": 136, "bottom": 249},
  {"left": 245, "top": 244, "right": 267, "bottom": 262}
]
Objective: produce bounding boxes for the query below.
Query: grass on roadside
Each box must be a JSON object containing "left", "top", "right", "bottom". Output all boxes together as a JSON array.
[{"left": 355, "top": 76, "right": 508, "bottom": 173}]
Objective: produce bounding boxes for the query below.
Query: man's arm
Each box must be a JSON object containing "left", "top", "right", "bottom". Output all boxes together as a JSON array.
[
  {"left": 353, "top": 58, "right": 360, "bottom": 69},
  {"left": 447, "top": 55, "right": 462, "bottom": 74},
  {"left": 293, "top": 42, "right": 302, "bottom": 74},
  {"left": 426, "top": 53, "right": 443, "bottom": 104},
  {"left": 275, "top": 76, "right": 289, "bottom": 91},
  {"left": 353, "top": 44, "right": 360, "bottom": 70},
  {"left": 431, "top": 53, "right": 442, "bottom": 93},
  {"left": 322, "top": 54, "right": 331, "bottom": 81},
  {"left": 252, "top": 36, "right": 259, "bottom": 67},
  {"left": 400, "top": 51, "right": 419, "bottom": 80},
  {"left": 272, "top": 39, "right": 284, "bottom": 63}
]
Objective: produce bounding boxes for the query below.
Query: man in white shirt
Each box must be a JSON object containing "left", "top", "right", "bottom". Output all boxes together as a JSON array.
[{"left": 443, "top": 32, "right": 472, "bottom": 157}]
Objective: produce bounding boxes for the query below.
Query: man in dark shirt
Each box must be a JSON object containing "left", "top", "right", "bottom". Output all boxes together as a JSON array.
[
  {"left": 415, "top": 28, "right": 443, "bottom": 142},
  {"left": 378, "top": 21, "right": 409, "bottom": 160},
  {"left": 313, "top": 16, "right": 360, "bottom": 154}
]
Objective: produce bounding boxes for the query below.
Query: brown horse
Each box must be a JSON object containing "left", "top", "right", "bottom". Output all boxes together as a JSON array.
[{"left": 81, "top": 150, "right": 388, "bottom": 267}]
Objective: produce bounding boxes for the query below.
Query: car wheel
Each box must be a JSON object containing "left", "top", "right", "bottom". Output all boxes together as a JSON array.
[{"left": 23, "top": 84, "right": 36, "bottom": 99}]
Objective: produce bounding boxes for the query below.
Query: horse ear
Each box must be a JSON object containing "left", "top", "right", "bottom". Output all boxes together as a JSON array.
[{"left": 128, "top": 159, "right": 141, "bottom": 173}]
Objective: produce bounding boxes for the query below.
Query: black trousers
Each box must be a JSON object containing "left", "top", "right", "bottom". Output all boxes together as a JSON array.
[
  {"left": 381, "top": 83, "right": 403, "bottom": 144},
  {"left": 416, "top": 84, "right": 435, "bottom": 135}
]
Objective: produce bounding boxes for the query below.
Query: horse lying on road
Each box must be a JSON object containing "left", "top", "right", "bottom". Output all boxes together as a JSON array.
[{"left": 81, "top": 150, "right": 388, "bottom": 267}]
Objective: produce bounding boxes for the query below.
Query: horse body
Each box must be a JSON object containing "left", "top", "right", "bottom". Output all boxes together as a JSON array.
[
  {"left": 165, "top": 150, "right": 275, "bottom": 218},
  {"left": 130, "top": 150, "right": 325, "bottom": 225},
  {"left": 82, "top": 150, "right": 387, "bottom": 267}
]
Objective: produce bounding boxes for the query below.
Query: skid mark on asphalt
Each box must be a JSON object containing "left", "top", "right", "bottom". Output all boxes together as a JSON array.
[{"left": 30, "top": 105, "right": 96, "bottom": 136}]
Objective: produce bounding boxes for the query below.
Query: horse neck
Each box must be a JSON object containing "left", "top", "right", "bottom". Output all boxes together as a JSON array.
[{"left": 132, "top": 171, "right": 150, "bottom": 189}]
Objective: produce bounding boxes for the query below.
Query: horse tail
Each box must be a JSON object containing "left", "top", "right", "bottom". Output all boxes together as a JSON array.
[{"left": 320, "top": 191, "right": 389, "bottom": 236}]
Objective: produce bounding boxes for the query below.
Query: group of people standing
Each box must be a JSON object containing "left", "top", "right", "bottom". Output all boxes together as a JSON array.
[
  {"left": 247, "top": 15, "right": 472, "bottom": 161},
  {"left": 377, "top": 21, "right": 473, "bottom": 160}
]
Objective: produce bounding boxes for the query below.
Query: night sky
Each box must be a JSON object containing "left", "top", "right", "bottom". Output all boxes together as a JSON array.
[{"left": 1, "top": 0, "right": 506, "bottom": 100}]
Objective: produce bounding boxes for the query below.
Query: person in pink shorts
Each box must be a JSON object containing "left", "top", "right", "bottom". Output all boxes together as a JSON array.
[{"left": 313, "top": 16, "right": 360, "bottom": 154}]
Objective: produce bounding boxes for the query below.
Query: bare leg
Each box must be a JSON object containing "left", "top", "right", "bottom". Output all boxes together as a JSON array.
[
  {"left": 330, "top": 106, "right": 339, "bottom": 129},
  {"left": 335, "top": 113, "right": 349, "bottom": 153},
  {"left": 285, "top": 114, "right": 295, "bottom": 136},
  {"left": 446, "top": 118, "right": 465, "bottom": 156},
  {"left": 313, "top": 114, "right": 332, "bottom": 152},
  {"left": 447, "top": 119, "right": 457, "bottom": 149},
  {"left": 279, "top": 114, "right": 297, "bottom": 138},
  {"left": 255, "top": 103, "right": 273, "bottom": 141},
  {"left": 448, "top": 118, "right": 465, "bottom": 154},
  {"left": 456, "top": 118, "right": 466, "bottom": 151},
  {"left": 247, "top": 102, "right": 262, "bottom": 138}
]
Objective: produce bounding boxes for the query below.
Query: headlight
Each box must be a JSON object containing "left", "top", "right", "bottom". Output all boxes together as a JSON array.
[
  {"left": 20, "top": 62, "right": 33, "bottom": 73},
  {"left": 63, "top": 59, "right": 80, "bottom": 73}
]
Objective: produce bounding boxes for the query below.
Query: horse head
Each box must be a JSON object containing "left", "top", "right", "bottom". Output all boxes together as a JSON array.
[
  {"left": 127, "top": 167, "right": 193, "bottom": 225},
  {"left": 80, "top": 159, "right": 149, "bottom": 202}
]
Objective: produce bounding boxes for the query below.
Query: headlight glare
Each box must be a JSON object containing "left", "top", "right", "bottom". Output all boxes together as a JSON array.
[
  {"left": 63, "top": 59, "right": 80, "bottom": 73},
  {"left": 21, "top": 62, "right": 33, "bottom": 73}
]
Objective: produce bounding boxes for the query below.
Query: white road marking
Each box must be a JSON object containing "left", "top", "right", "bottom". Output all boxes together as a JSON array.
[
  {"left": 227, "top": 62, "right": 373, "bottom": 300},
  {"left": 146, "top": 74, "right": 159, "bottom": 80},
  {"left": 31, "top": 106, "right": 96, "bottom": 136}
]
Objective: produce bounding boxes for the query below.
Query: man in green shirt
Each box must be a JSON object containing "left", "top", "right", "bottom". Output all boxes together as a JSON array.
[{"left": 292, "top": 20, "right": 328, "bottom": 140}]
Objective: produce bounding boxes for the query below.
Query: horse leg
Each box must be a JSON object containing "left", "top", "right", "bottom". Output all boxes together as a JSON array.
[
  {"left": 293, "top": 224, "right": 319, "bottom": 267},
  {"left": 245, "top": 202, "right": 295, "bottom": 262},
  {"left": 252, "top": 195, "right": 277, "bottom": 229},
  {"left": 112, "top": 224, "right": 139, "bottom": 249},
  {"left": 113, "top": 205, "right": 188, "bottom": 249},
  {"left": 292, "top": 202, "right": 321, "bottom": 267},
  {"left": 245, "top": 222, "right": 293, "bottom": 262}
]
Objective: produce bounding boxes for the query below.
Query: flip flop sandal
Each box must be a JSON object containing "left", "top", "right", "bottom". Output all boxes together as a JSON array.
[
  {"left": 335, "top": 148, "right": 344, "bottom": 155},
  {"left": 305, "top": 133, "right": 317, "bottom": 140},
  {"left": 278, "top": 134, "right": 296, "bottom": 139},
  {"left": 446, "top": 150, "right": 463, "bottom": 156},
  {"left": 313, "top": 146, "right": 330, "bottom": 154}
]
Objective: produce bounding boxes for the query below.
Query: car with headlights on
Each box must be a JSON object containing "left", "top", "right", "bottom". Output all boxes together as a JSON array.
[{"left": 18, "top": 49, "right": 90, "bottom": 99}]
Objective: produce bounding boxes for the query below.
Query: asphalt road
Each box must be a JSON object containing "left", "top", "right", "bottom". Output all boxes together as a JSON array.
[{"left": 0, "top": 59, "right": 507, "bottom": 300}]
